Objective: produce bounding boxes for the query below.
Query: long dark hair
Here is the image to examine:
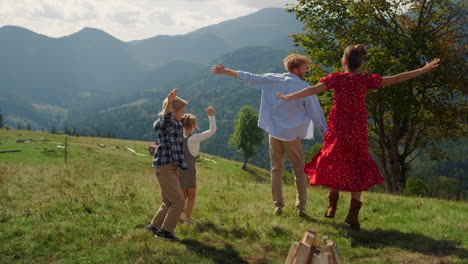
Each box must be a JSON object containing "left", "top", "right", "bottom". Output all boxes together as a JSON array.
[{"left": 343, "top": 44, "right": 367, "bottom": 72}]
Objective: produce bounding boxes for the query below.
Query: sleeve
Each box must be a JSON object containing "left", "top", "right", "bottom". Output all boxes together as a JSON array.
[
  {"left": 189, "top": 116, "right": 217, "bottom": 142},
  {"left": 367, "top": 74, "right": 382, "bottom": 90},
  {"left": 237, "top": 71, "right": 283, "bottom": 89},
  {"left": 319, "top": 72, "right": 340, "bottom": 90},
  {"left": 303, "top": 95, "right": 327, "bottom": 135},
  {"left": 154, "top": 112, "right": 173, "bottom": 132}
]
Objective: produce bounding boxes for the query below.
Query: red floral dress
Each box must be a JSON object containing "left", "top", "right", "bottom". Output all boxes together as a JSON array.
[{"left": 305, "top": 72, "right": 384, "bottom": 192}]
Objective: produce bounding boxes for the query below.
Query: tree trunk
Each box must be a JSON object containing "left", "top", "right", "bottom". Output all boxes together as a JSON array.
[
  {"left": 242, "top": 160, "right": 248, "bottom": 170},
  {"left": 381, "top": 141, "right": 409, "bottom": 194}
]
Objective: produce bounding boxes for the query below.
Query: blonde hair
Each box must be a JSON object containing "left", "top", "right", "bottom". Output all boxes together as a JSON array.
[
  {"left": 343, "top": 44, "right": 367, "bottom": 72},
  {"left": 159, "top": 96, "right": 188, "bottom": 115},
  {"left": 284, "top": 54, "right": 311, "bottom": 72},
  {"left": 181, "top": 113, "right": 197, "bottom": 130}
]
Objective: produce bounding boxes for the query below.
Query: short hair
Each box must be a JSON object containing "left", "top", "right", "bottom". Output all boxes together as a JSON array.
[
  {"left": 343, "top": 44, "right": 367, "bottom": 72},
  {"left": 160, "top": 96, "right": 188, "bottom": 115},
  {"left": 180, "top": 113, "right": 197, "bottom": 130},
  {"left": 284, "top": 54, "right": 311, "bottom": 72}
]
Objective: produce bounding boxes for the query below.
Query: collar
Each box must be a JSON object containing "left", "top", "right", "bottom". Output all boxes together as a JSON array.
[{"left": 284, "top": 73, "right": 302, "bottom": 80}]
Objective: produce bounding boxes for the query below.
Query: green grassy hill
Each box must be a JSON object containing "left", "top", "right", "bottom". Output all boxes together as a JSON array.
[{"left": 1, "top": 129, "right": 467, "bottom": 264}]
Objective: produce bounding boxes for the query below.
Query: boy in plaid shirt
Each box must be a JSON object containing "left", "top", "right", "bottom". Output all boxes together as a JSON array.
[{"left": 147, "top": 88, "right": 187, "bottom": 241}]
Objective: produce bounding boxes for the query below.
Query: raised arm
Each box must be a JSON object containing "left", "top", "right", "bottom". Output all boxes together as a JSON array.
[
  {"left": 189, "top": 107, "right": 217, "bottom": 144},
  {"left": 382, "top": 58, "right": 440, "bottom": 86},
  {"left": 276, "top": 83, "right": 327, "bottom": 101},
  {"left": 164, "top": 88, "right": 178, "bottom": 113},
  {"left": 154, "top": 88, "right": 178, "bottom": 131},
  {"left": 211, "top": 64, "right": 238, "bottom": 78}
]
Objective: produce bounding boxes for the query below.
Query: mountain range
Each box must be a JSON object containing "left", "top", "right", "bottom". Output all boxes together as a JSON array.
[
  {"left": 0, "top": 8, "right": 308, "bottom": 168},
  {"left": 0, "top": 8, "right": 303, "bottom": 128}
]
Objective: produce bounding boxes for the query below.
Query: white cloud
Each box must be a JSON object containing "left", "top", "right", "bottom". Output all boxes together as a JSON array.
[{"left": 0, "top": 0, "right": 294, "bottom": 41}]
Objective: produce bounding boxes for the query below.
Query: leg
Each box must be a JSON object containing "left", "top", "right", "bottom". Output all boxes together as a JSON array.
[
  {"left": 284, "top": 137, "right": 308, "bottom": 211},
  {"left": 150, "top": 167, "right": 170, "bottom": 229},
  {"left": 180, "top": 189, "right": 189, "bottom": 221},
  {"left": 155, "top": 164, "right": 185, "bottom": 232},
  {"left": 269, "top": 135, "right": 286, "bottom": 210},
  {"left": 346, "top": 191, "right": 363, "bottom": 230},
  {"left": 184, "top": 188, "right": 197, "bottom": 221},
  {"left": 351, "top": 191, "right": 361, "bottom": 201},
  {"left": 324, "top": 188, "right": 340, "bottom": 218}
]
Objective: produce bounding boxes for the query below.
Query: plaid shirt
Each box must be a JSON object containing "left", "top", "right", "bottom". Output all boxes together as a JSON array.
[{"left": 152, "top": 112, "right": 188, "bottom": 170}]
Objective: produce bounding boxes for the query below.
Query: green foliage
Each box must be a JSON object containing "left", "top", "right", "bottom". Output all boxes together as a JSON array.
[
  {"left": 404, "top": 177, "right": 428, "bottom": 197},
  {"left": 288, "top": 0, "right": 467, "bottom": 193},
  {"left": 0, "top": 112, "right": 3, "bottom": 128},
  {"left": 304, "top": 142, "right": 323, "bottom": 163},
  {"left": 229, "top": 105, "right": 265, "bottom": 169}
]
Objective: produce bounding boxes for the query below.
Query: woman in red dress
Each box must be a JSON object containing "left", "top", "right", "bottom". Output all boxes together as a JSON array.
[{"left": 277, "top": 45, "right": 439, "bottom": 230}]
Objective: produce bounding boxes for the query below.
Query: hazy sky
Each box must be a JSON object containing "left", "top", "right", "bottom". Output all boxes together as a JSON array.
[{"left": 0, "top": 0, "right": 295, "bottom": 41}]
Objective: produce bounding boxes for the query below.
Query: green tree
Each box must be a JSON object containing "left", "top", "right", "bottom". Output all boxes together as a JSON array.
[
  {"left": 229, "top": 105, "right": 265, "bottom": 170},
  {"left": 0, "top": 112, "right": 3, "bottom": 129},
  {"left": 304, "top": 142, "right": 323, "bottom": 163},
  {"left": 51, "top": 127, "right": 57, "bottom": 134},
  {"left": 288, "top": 0, "right": 467, "bottom": 193},
  {"left": 64, "top": 124, "right": 70, "bottom": 135}
]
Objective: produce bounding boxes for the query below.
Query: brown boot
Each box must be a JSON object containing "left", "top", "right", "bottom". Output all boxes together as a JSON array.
[
  {"left": 345, "top": 199, "right": 362, "bottom": 230},
  {"left": 324, "top": 192, "right": 339, "bottom": 218}
]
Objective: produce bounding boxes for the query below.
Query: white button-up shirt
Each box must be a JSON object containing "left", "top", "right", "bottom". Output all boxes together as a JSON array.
[{"left": 237, "top": 71, "right": 327, "bottom": 141}]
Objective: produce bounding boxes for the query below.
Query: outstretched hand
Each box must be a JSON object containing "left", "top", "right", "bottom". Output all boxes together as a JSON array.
[
  {"left": 276, "top": 92, "right": 291, "bottom": 101},
  {"left": 421, "top": 58, "right": 440, "bottom": 73},
  {"left": 205, "top": 106, "right": 215, "bottom": 116},
  {"left": 211, "top": 64, "right": 226, "bottom": 75},
  {"left": 167, "top": 88, "right": 178, "bottom": 102}
]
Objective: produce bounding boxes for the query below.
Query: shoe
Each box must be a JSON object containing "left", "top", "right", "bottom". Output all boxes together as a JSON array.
[
  {"left": 345, "top": 199, "right": 362, "bottom": 231},
  {"left": 183, "top": 217, "right": 193, "bottom": 225},
  {"left": 155, "top": 229, "right": 180, "bottom": 241},
  {"left": 324, "top": 192, "right": 339, "bottom": 218},
  {"left": 146, "top": 225, "right": 158, "bottom": 235},
  {"left": 274, "top": 207, "right": 283, "bottom": 216},
  {"left": 298, "top": 210, "right": 307, "bottom": 218}
]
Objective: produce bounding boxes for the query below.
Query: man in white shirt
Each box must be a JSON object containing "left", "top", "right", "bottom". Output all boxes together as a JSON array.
[{"left": 211, "top": 54, "right": 327, "bottom": 217}]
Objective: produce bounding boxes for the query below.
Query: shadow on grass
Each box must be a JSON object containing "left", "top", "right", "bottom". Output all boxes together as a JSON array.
[
  {"left": 195, "top": 221, "right": 257, "bottom": 239},
  {"left": 180, "top": 239, "right": 247, "bottom": 264},
  {"left": 344, "top": 228, "right": 468, "bottom": 258},
  {"left": 245, "top": 168, "right": 269, "bottom": 184}
]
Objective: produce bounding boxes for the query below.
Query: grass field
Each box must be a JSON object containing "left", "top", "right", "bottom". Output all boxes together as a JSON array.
[{"left": 1, "top": 129, "right": 467, "bottom": 263}]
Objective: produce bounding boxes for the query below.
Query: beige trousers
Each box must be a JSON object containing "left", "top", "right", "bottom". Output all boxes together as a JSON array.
[
  {"left": 269, "top": 135, "right": 308, "bottom": 210},
  {"left": 150, "top": 163, "right": 185, "bottom": 232}
]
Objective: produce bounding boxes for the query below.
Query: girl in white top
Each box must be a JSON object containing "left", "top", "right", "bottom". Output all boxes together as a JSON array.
[{"left": 179, "top": 106, "right": 216, "bottom": 224}]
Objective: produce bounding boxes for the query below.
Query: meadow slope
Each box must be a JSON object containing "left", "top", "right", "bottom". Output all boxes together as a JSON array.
[{"left": 1, "top": 129, "right": 467, "bottom": 263}]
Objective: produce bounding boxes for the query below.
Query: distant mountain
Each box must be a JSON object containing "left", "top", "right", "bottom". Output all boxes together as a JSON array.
[
  {"left": 0, "top": 8, "right": 303, "bottom": 130},
  {"left": 71, "top": 46, "right": 314, "bottom": 169},
  {"left": 193, "top": 8, "right": 303, "bottom": 49},
  {"left": 127, "top": 8, "right": 303, "bottom": 68}
]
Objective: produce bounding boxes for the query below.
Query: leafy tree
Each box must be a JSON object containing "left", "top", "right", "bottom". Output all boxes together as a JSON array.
[
  {"left": 26, "top": 123, "right": 31, "bottom": 131},
  {"left": 288, "top": 0, "right": 467, "bottom": 193},
  {"left": 51, "top": 127, "right": 57, "bottom": 134},
  {"left": 304, "top": 142, "right": 323, "bottom": 163},
  {"left": 404, "top": 177, "right": 428, "bottom": 197},
  {"left": 64, "top": 124, "right": 70, "bottom": 135},
  {"left": 0, "top": 112, "right": 3, "bottom": 129},
  {"left": 229, "top": 105, "right": 265, "bottom": 170}
]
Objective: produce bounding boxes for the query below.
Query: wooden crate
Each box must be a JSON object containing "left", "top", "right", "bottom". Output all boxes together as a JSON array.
[{"left": 285, "top": 227, "right": 342, "bottom": 264}]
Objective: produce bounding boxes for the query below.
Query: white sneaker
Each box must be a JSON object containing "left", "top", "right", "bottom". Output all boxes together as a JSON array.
[
  {"left": 298, "top": 210, "right": 307, "bottom": 218},
  {"left": 274, "top": 207, "right": 283, "bottom": 216},
  {"left": 183, "top": 217, "right": 193, "bottom": 225}
]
